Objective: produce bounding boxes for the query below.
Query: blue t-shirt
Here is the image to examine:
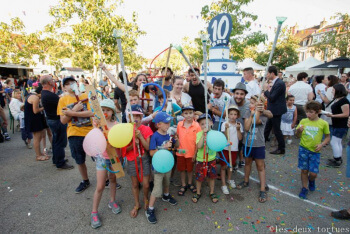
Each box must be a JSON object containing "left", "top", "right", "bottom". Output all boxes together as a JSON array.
[{"left": 150, "top": 131, "right": 171, "bottom": 150}]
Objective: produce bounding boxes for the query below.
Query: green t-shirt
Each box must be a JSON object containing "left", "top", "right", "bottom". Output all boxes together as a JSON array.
[
  {"left": 196, "top": 131, "right": 217, "bottom": 162},
  {"left": 297, "top": 118, "right": 330, "bottom": 152}
]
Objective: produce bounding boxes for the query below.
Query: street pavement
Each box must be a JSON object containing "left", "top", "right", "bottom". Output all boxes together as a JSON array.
[{"left": 0, "top": 120, "right": 349, "bottom": 233}]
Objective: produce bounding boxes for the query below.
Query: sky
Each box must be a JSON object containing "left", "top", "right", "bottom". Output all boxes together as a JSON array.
[{"left": 0, "top": 0, "right": 349, "bottom": 59}]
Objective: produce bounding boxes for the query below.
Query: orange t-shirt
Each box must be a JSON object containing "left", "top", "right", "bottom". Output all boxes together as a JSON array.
[{"left": 176, "top": 120, "right": 201, "bottom": 158}]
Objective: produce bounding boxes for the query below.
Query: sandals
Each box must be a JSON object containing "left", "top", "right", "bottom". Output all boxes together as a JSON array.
[
  {"left": 236, "top": 181, "right": 249, "bottom": 190},
  {"left": 258, "top": 191, "right": 267, "bottom": 203},
  {"left": 130, "top": 206, "right": 140, "bottom": 218},
  {"left": 187, "top": 184, "right": 197, "bottom": 193},
  {"left": 210, "top": 193, "right": 219, "bottom": 203},
  {"left": 331, "top": 209, "right": 350, "bottom": 220},
  {"left": 178, "top": 186, "right": 187, "bottom": 196},
  {"left": 191, "top": 193, "right": 201, "bottom": 203},
  {"left": 36, "top": 155, "right": 50, "bottom": 161}
]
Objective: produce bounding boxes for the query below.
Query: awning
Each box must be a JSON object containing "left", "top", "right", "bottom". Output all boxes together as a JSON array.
[{"left": 0, "top": 63, "right": 33, "bottom": 69}]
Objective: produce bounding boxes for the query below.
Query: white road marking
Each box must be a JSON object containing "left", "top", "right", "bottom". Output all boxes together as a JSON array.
[{"left": 237, "top": 170, "right": 338, "bottom": 212}]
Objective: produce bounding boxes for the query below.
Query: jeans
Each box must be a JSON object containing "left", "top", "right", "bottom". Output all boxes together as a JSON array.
[{"left": 47, "top": 119, "right": 67, "bottom": 168}]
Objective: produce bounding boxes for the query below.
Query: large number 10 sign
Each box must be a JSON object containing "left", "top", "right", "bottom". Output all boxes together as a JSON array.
[{"left": 207, "top": 13, "right": 233, "bottom": 47}]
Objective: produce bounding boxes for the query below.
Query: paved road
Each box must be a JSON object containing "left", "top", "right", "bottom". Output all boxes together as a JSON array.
[{"left": 0, "top": 121, "right": 349, "bottom": 233}]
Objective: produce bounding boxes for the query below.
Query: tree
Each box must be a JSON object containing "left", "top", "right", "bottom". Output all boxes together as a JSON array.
[
  {"left": 255, "top": 27, "right": 299, "bottom": 70},
  {"left": 47, "top": 0, "right": 146, "bottom": 73},
  {"left": 313, "top": 13, "right": 350, "bottom": 58},
  {"left": 201, "top": 0, "right": 267, "bottom": 61},
  {"left": 182, "top": 37, "right": 202, "bottom": 68}
]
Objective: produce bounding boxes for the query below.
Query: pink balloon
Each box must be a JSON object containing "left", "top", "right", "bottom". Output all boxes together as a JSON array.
[{"left": 83, "top": 128, "right": 107, "bottom": 157}]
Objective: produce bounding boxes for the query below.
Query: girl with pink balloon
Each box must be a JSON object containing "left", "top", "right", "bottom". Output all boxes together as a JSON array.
[{"left": 83, "top": 99, "right": 122, "bottom": 229}]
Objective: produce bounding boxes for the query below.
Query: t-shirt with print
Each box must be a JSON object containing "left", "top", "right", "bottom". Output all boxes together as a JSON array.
[
  {"left": 196, "top": 131, "right": 217, "bottom": 162},
  {"left": 57, "top": 93, "right": 92, "bottom": 137},
  {"left": 297, "top": 118, "right": 330, "bottom": 152},
  {"left": 176, "top": 120, "right": 201, "bottom": 158},
  {"left": 243, "top": 110, "right": 268, "bottom": 147},
  {"left": 150, "top": 131, "right": 175, "bottom": 174},
  {"left": 210, "top": 92, "right": 231, "bottom": 122},
  {"left": 122, "top": 124, "right": 153, "bottom": 161},
  {"left": 229, "top": 98, "right": 250, "bottom": 125},
  {"left": 221, "top": 121, "right": 243, "bottom": 151}
]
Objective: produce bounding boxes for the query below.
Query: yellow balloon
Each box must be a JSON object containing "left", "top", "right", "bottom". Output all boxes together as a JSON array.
[{"left": 108, "top": 123, "right": 133, "bottom": 148}]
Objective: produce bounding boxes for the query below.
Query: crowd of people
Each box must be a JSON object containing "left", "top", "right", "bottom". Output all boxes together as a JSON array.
[{"left": 0, "top": 65, "right": 350, "bottom": 228}]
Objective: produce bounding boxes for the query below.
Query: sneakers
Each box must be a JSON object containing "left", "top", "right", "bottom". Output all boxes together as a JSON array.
[
  {"left": 238, "top": 161, "right": 245, "bottom": 168},
  {"left": 162, "top": 194, "right": 177, "bottom": 205},
  {"left": 299, "top": 187, "right": 308, "bottom": 199},
  {"left": 228, "top": 180, "right": 236, "bottom": 189},
  {"left": 328, "top": 158, "right": 343, "bottom": 163},
  {"left": 105, "top": 180, "right": 122, "bottom": 189},
  {"left": 287, "top": 139, "right": 292, "bottom": 145},
  {"left": 170, "top": 178, "right": 181, "bottom": 187},
  {"left": 145, "top": 208, "right": 157, "bottom": 224},
  {"left": 57, "top": 163, "right": 74, "bottom": 170},
  {"left": 326, "top": 160, "right": 342, "bottom": 168},
  {"left": 75, "top": 180, "right": 90, "bottom": 194},
  {"left": 108, "top": 201, "right": 122, "bottom": 214},
  {"left": 4, "top": 133, "right": 10, "bottom": 141},
  {"left": 221, "top": 186, "right": 229, "bottom": 195},
  {"left": 91, "top": 213, "right": 101, "bottom": 229},
  {"left": 308, "top": 179, "right": 316, "bottom": 191}
]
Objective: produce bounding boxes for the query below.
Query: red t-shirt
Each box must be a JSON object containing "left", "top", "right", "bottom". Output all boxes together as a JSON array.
[{"left": 122, "top": 124, "right": 153, "bottom": 161}]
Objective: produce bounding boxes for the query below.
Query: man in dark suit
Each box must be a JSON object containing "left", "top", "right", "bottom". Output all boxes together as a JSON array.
[{"left": 263, "top": 66, "right": 287, "bottom": 154}]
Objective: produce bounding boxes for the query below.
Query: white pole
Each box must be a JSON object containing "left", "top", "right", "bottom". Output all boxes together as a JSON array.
[{"left": 201, "top": 35, "right": 209, "bottom": 129}]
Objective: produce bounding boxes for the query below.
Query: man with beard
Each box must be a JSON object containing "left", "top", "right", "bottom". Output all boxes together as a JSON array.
[
  {"left": 230, "top": 82, "right": 250, "bottom": 168},
  {"left": 183, "top": 68, "right": 212, "bottom": 113}
]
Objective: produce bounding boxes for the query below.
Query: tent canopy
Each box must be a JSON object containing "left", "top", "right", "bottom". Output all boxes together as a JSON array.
[
  {"left": 237, "top": 58, "right": 266, "bottom": 71},
  {"left": 285, "top": 57, "right": 323, "bottom": 72},
  {"left": 311, "top": 57, "right": 350, "bottom": 69}
]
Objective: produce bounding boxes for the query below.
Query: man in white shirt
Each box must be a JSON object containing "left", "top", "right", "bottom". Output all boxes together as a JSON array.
[
  {"left": 243, "top": 67, "right": 261, "bottom": 99},
  {"left": 288, "top": 72, "right": 314, "bottom": 123}
]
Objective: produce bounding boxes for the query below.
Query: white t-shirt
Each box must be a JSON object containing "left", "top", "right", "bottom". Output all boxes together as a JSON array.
[
  {"left": 288, "top": 81, "right": 313, "bottom": 105},
  {"left": 9, "top": 98, "right": 23, "bottom": 120},
  {"left": 210, "top": 92, "right": 231, "bottom": 122},
  {"left": 221, "top": 121, "right": 243, "bottom": 151},
  {"left": 314, "top": 83, "right": 326, "bottom": 103},
  {"left": 171, "top": 92, "right": 192, "bottom": 107},
  {"left": 246, "top": 80, "right": 261, "bottom": 99}
]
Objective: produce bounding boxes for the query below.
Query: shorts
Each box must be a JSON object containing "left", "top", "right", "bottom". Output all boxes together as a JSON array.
[
  {"left": 298, "top": 146, "right": 321, "bottom": 174},
  {"left": 195, "top": 160, "right": 217, "bottom": 182},
  {"left": 219, "top": 150, "right": 238, "bottom": 167},
  {"left": 68, "top": 136, "right": 86, "bottom": 165},
  {"left": 332, "top": 128, "right": 348, "bottom": 138},
  {"left": 126, "top": 155, "right": 151, "bottom": 177},
  {"left": 242, "top": 145, "right": 265, "bottom": 159},
  {"left": 95, "top": 157, "right": 112, "bottom": 171},
  {"left": 151, "top": 171, "right": 171, "bottom": 197},
  {"left": 177, "top": 156, "right": 194, "bottom": 172}
]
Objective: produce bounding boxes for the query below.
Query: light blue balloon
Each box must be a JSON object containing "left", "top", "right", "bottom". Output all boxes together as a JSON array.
[
  {"left": 152, "top": 150, "right": 174, "bottom": 173},
  {"left": 207, "top": 130, "right": 227, "bottom": 152}
]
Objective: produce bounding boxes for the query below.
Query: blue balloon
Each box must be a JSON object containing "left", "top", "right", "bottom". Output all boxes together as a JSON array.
[
  {"left": 152, "top": 150, "right": 174, "bottom": 173},
  {"left": 207, "top": 130, "right": 227, "bottom": 152}
]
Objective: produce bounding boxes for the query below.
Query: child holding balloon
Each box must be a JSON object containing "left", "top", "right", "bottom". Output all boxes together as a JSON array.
[
  {"left": 90, "top": 99, "right": 122, "bottom": 229},
  {"left": 147, "top": 112, "right": 178, "bottom": 224},
  {"left": 193, "top": 114, "right": 219, "bottom": 204}
]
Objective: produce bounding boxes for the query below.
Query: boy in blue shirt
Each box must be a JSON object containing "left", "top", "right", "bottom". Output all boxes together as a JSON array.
[{"left": 146, "top": 112, "right": 177, "bottom": 224}]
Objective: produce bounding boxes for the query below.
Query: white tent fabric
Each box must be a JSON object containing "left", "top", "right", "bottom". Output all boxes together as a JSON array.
[
  {"left": 237, "top": 58, "right": 266, "bottom": 71},
  {"left": 286, "top": 57, "right": 323, "bottom": 72}
]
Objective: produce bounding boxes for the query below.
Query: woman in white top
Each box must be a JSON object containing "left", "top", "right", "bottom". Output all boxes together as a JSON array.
[
  {"left": 9, "top": 90, "right": 23, "bottom": 120},
  {"left": 170, "top": 76, "right": 192, "bottom": 108},
  {"left": 319, "top": 75, "right": 339, "bottom": 104},
  {"left": 314, "top": 75, "right": 327, "bottom": 104}
]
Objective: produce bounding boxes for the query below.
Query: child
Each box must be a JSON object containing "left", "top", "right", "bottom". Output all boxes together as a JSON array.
[
  {"left": 147, "top": 112, "right": 177, "bottom": 224},
  {"left": 192, "top": 114, "right": 219, "bottom": 204},
  {"left": 91, "top": 99, "right": 121, "bottom": 229},
  {"left": 175, "top": 105, "right": 201, "bottom": 196},
  {"left": 296, "top": 101, "right": 330, "bottom": 199},
  {"left": 128, "top": 90, "right": 157, "bottom": 125},
  {"left": 281, "top": 95, "right": 297, "bottom": 144},
  {"left": 237, "top": 95, "right": 272, "bottom": 203},
  {"left": 154, "top": 90, "right": 182, "bottom": 120},
  {"left": 57, "top": 76, "right": 94, "bottom": 193},
  {"left": 220, "top": 105, "right": 243, "bottom": 194},
  {"left": 123, "top": 104, "right": 153, "bottom": 218},
  {"left": 20, "top": 104, "right": 33, "bottom": 148}
]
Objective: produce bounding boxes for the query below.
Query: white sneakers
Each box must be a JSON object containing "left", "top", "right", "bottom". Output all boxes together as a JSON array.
[
  {"left": 228, "top": 180, "right": 236, "bottom": 189},
  {"left": 221, "top": 180, "right": 237, "bottom": 194},
  {"left": 221, "top": 186, "right": 229, "bottom": 194},
  {"left": 287, "top": 139, "right": 292, "bottom": 145}
]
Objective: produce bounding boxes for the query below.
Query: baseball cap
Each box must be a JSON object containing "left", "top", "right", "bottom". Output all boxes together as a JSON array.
[
  {"left": 129, "top": 104, "right": 144, "bottom": 116},
  {"left": 62, "top": 76, "right": 76, "bottom": 86},
  {"left": 182, "top": 105, "right": 195, "bottom": 111},
  {"left": 197, "top": 113, "right": 212, "bottom": 122},
  {"left": 100, "top": 99, "right": 116, "bottom": 114},
  {"left": 153, "top": 112, "right": 173, "bottom": 124}
]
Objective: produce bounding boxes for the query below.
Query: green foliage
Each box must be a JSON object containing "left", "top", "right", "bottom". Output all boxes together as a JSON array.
[
  {"left": 201, "top": 0, "right": 267, "bottom": 61},
  {"left": 255, "top": 27, "right": 299, "bottom": 70},
  {"left": 313, "top": 13, "right": 350, "bottom": 58}
]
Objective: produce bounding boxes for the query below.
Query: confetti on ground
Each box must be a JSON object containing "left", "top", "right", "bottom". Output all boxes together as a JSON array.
[{"left": 28, "top": 213, "right": 31, "bottom": 216}]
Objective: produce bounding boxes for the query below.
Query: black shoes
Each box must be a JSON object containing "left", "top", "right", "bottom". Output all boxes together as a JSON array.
[{"left": 270, "top": 149, "right": 285, "bottom": 155}]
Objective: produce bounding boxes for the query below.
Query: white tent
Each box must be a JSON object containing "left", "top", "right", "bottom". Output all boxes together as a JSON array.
[
  {"left": 237, "top": 58, "right": 266, "bottom": 71},
  {"left": 285, "top": 57, "right": 324, "bottom": 76}
]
